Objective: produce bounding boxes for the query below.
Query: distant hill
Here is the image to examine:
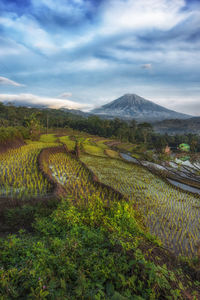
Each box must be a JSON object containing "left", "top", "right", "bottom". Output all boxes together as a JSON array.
[
  {"left": 61, "top": 108, "right": 90, "bottom": 118},
  {"left": 91, "top": 94, "right": 191, "bottom": 122},
  {"left": 153, "top": 117, "right": 200, "bottom": 135}
]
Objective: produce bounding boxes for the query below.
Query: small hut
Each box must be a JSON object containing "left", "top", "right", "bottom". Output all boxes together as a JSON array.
[{"left": 179, "top": 143, "right": 190, "bottom": 152}]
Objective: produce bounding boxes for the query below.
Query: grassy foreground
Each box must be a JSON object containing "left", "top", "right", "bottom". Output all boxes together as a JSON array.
[{"left": 1, "top": 195, "right": 199, "bottom": 299}]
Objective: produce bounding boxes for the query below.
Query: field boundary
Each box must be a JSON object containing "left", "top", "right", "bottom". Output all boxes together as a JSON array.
[
  {"left": 0, "top": 138, "right": 26, "bottom": 154},
  {"left": 119, "top": 153, "right": 200, "bottom": 198}
]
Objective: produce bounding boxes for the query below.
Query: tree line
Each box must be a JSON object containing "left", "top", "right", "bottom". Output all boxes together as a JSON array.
[{"left": 0, "top": 102, "right": 199, "bottom": 152}]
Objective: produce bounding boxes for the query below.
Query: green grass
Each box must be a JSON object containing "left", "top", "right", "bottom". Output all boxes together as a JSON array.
[
  {"left": 115, "top": 142, "right": 136, "bottom": 152},
  {"left": 39, "top": 134, "right": 58, "bottom": 144},
  {"left": 59, "top": 135, "right": 76, "bottom": 151},
  {"left": 95, "top": 139, "right": 109, "bottom": 150},
  {"left": 81, "top": 138, "right": 106, "bottom": 157},
  {"left": 105, "top": 149, "right": 120, "bottom": 158},
  {"left": 115, "top": 143, "right": 145, "bottom": 159}
]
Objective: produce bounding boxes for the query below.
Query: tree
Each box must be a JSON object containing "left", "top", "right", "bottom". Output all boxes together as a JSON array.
[
  {"left": 190, "top": 137, "right": 198, "bottom": 153},
  {"left": 138, "top": 122, "right": 153, "bottom": 144},
  {"left": 153, "top": 135, "right": 168, "bottom": 153},
  {"left": 25, "top": 113, "right": 42, "bottom": 140}
]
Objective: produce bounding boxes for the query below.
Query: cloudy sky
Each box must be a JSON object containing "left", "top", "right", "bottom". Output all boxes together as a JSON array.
[{"left": 0, "top": 0, "right": 200, "bottom": 115}]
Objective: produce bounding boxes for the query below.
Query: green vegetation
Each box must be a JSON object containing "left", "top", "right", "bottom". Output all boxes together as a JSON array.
[
  {"left": 179, "top": 143, "right": 190, "bottom": 152},
  {"left": 105, "top": 149, "right": 119, "bottom": 158},
  {"left": 0, "top": 132, "right": 200, "bottom": 299},
  {"left": 0, "top": 101, "right": 199, "bottom": 152},
  {"left": 0, "top": 143, "right": 52, "bottom": 200},
  {"left": 82, "top": 138, "right": 106, "bottom": 157},
  {"left": 115, "top": 142, "right": 143, "bottom": 159},
  {"left": 0, "top": 135, "right": 58, "bottom": 200},
  {"left": 46, "top": 150, "right": 117, "bottom": 201},
  {"left": 59, "top": 135, "right": 76, "bottom": 151},
  {"left": 39, "top": 134, "right": 58, "bottom": 144},
  {"left": 0, "top": 126, "right": 28, "bottom": 143},
  {"left": 81, "top": 154, "right": 200, "bottom": 258},
  {"left": 2, "top": 195, "right": 199, "bottom": 299},
  {"left": 95, "top": 139, "right": 109, "bottom": 150}
]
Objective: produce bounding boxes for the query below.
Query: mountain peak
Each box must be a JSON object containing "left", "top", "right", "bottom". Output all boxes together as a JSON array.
[
  {"left": 92, "top": 94, "right": 191, "bottom": 122},
  {"left": 123, "top": 93, "right": 138, "bottom": 97},
  {"left": 123, "top": 93, "right": 142, "bottom": 97}
]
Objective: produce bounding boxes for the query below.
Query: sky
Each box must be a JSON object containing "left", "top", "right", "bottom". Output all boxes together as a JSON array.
[{"left": 0, "top": 0, "right": 200, "bottom": 115}]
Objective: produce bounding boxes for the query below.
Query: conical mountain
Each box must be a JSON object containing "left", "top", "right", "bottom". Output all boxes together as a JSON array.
[{"left": 92, "top": 94, "right": 191, "bottom": 121}]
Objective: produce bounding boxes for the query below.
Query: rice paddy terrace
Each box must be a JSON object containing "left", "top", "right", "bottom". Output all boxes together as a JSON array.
[
  {"left": 0, "top": 133, "right": 200, "bottom": 258},
  {"left": 0, "top": 135, "right": 58, "bottom": 208},
  {"left": 81, "top": 154, "right": 200, "bottom": 258},
  {"left": 78, "top": 138, "right": 200, "bottom": 258},
  {"left": 1, "top": 132, "right": 200, "bottom": 298}
]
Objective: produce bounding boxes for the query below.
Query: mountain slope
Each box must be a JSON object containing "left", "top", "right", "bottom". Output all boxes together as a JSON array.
[
  {"left": 153, "top": 116, "right": 200, "bottom": 134},
  {"left": 92, "top": 94, "right": 191, "bottom": 121}
]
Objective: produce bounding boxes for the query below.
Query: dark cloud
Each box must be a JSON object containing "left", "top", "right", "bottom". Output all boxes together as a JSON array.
[{"left": 30, "top": 0, "right": 104, "bottom": 32}]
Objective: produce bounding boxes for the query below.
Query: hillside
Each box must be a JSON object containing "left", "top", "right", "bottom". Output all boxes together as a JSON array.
[
  {"left": 92, "top": 94, "right": 191, "bottom": 121},
  {"left": 0, "top": 132, "right": 200, "bottom": 299},
  {"left": 153, "top": 117, "right": 200, "bottom": 134}
]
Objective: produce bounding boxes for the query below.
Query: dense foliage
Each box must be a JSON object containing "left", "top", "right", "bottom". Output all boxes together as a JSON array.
[
  {"left": 0, "top": 126, "right": 28, "bottom": 143},
  {"left": 0, "top": 102, "right": 199, "bottom": 151},
  {"left": 1, "top": 196, "right": 199, "bottom": 299}
]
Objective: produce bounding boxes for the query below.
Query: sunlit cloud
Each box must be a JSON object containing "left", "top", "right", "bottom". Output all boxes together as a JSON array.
[
  {"left": 0, "top": 93, "right": 87, "bottom": 110},
  {"left": 0, "top": 76, "right": 25, "bottom": 87},
  {"left": 101, "top": 0, "right": 190, "bottom": 34}
]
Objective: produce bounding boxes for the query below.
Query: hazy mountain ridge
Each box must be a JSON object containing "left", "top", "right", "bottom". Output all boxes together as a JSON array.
[
  {"left": 153, "top": 117, "right": 200, "bottom": 134},
  {"left": 92, "top": 94, "right": 191, "bottom": 122},
  {"left": 2, "top": 93, "right": 194, "bottom": 125}
]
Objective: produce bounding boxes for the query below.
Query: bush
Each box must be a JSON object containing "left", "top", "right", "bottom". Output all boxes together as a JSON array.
[
  {"left": 0, "top": 127, "right": 26, "bottom": 143},
  {"left": 0, "top": 196, "right": 196, "bottom": 299}
]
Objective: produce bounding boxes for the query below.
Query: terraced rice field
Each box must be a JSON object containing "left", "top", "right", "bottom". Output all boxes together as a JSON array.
[
  {"left": 39, "top": 134, "right": 58, "bottom": 144},
  {"left": 0, "top": 142, "right": 53, "bottom": 199},
  {"left": 59, "top": 135, "right": 76, "bottom": 151},
  {"left": 81, "top": 138, "right": 106, "bottom": 157},
  {"left": 1, "top": 133, "right": 199, "bottom": 259},
  {"left": 46, "top": 149, "right": 122, "bottom": 204},
  {"left": 80, "top": 154, "right": 200, "bottom": 258}
]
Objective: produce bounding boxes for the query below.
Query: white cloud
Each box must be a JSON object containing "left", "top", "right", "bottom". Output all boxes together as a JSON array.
[
  {"left": 0, "top": 93, "right": 87, "bottom": 109},
  {"left": 155, "top": 93, "right": 200, "bottom": 116},
  {"left": 0, "top": 15, "right": 57, "bottom": 55},
  {"left": 53, "top": 57, "right": 111, "bottom": 74},
  {"left": 0, "top": 0, "right": 195, "bottom": 59},
  {"left": 101, "top": 0, "right": 189, "bottom": 35},
  {"left": 0, "top": 76, "right": 25, "bottom": 87},
  {"left": 0, "top": 38, "right": 27, "bottom": 56},
  {"left": 78, "top": 58, "right": 110, "bottom": 70},
  {"left": 62, "top": 33, "right": 95, "bottom": 50}
]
